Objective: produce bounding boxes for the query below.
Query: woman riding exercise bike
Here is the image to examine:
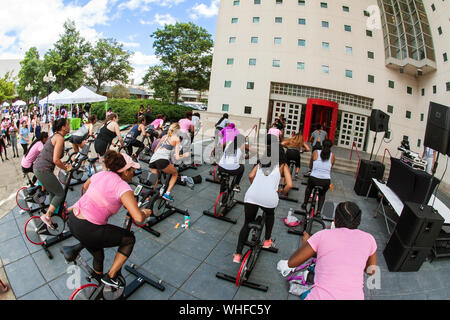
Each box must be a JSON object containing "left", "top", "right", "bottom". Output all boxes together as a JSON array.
[
  {"left": 21, "top": 132, "right": 49, "bottom": 185},
  {"left": 94, "top": 113, "right": 125, "bottom": 158},
  {"left": 218, "top": 134, "right": 246, "bottom": 193},
  {"left": 67, "top": 150, "right": 151, "bottom": 288},
  {"left": 69, "top": 115, "right": 97, "bottom": 154},
  {"left": 282, "top": 132, "right": 310, "bottom": 179}
]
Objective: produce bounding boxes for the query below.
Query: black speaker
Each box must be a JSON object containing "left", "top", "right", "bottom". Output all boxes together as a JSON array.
[
  {"left": 424, "top": 102, "right": 450, "bottom": 156},
  {"left": 370, "top": 109, "right": 390, "bottom": 132},
  {"left": 353, "top": 177, "right": 378, "bottom": 197},
  {"left": 357, "top": 160, "right": 385, "bottom": 180},
  {"left": 395, "top": 202, "right": 444, "bottom": 247},
  {"left": 383, "top": 231, "right": 431, "bottom": 272}
]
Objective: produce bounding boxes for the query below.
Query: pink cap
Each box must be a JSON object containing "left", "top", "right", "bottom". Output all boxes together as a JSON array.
[{"left": 118, "top": 153, "right": 141, "bottom": 173}]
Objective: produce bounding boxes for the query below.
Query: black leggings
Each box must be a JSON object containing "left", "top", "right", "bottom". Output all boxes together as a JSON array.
[
  {"left": 303, "top": 176, "right": 330, "bottom": 213},
  {"left": 218, "top": 165, "right": 244, "bottom": 193},
  {"left": 236, "top": 203, "right": 275, "bottom": 254},
  {"left": 67, "top": 213, "right": 135, "bottom": 273}
]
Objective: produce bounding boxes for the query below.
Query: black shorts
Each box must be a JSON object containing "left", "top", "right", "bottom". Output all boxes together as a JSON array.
[
  {"left": 22, "top": 165, "right": 34, "bottom": 175},
  {"left": 70, "top": 135, "right": 85, "bottom": 145},
  {"left": 149, "top": 159, "right": 170, "bottom": 171},
  {"left": 286, "top": 149, "right": 301, "bottom": 168}
]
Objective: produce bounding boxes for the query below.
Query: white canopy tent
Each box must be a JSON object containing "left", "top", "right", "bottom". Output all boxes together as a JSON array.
[
  {"left": 54, "top": 86, "right": 107, "bottom": 105},
  {"left": 12, "top": 100, "right": 26, "bottom": 106},
  {"left": 2, "top": 102, "right": 10, "bottom": 107},
  {"left": 51, "top": 89, "right": 73, "bottom": 105},
  {"left": 39, "top": 91, "right": 59, "bottom": 106}
]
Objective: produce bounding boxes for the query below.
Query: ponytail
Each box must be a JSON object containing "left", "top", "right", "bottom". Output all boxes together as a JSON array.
[
  {"left": 215, "top": 113, "right": 229, "bottom": 127},
  {"left": 25, "top": 132, "right": 48, "bottom": 157},
  {"left": 320, "top": 139, "right": 332, "bottom": 161},
  {"left": 168, "top": 123, "right": 180, "bottom": 138},
  {"left": 335, "top": 202, "right": 362, "bottom": 229},
  {"left": 103, "top": 150, "right": 126, "bottom": 174},
  {"left": 53, "top": 118, "right": 67, "bottom": 133},
  {"left": 104, "top": 113, "right": 118, "bottom": 125}
]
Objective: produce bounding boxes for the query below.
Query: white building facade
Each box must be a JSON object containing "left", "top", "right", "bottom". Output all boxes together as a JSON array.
[{"left": 207, "top": 0, "right": 449, "bottom": 188}]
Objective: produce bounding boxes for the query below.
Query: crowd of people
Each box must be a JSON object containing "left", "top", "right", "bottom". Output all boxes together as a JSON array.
[{"left": 4, "top": 102, "right": 378, "bottom": 300}]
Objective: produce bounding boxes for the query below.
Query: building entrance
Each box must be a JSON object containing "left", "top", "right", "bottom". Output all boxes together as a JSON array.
[{"left": 303, "top": 99, "right": 338, "bottom": 144}]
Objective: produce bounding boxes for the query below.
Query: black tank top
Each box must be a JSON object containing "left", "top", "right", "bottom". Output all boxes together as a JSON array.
[{"left": 97, "top": 122, "right": 117, "bottom": 144}]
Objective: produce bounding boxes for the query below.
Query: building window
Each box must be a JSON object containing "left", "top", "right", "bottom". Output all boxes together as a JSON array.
[
  {"left": 320, "top": 2, "right": 327, "bottom": 8},
  {"left": 406, "top": 111, "right": 412, "bottom": 119},
  {"left": 388, "top": 80, "right": 395, "bottom": 88},
  {"left": 298, "top": 0, "right": 305, "bottom": 5},
  {"left": 433, "top": 85, "right": 437, "bottom": 93},
  {"left": 407, "top": 86, "right": 412, "bottom": 94},
  {"left": 249, "top": 58, "right": 256, "bottom": 66},
  {"left": 421, "top": 88, "right": 425, "bottom": 96},
  {"left": 247, "top": 82, "right": 255, "bottom": 90},
  {"left": 253, "top": 17, "right": 260, "bottom": 23},
  {"left": 322, "top": 21, "right": 329, "bottom": 28},
  {"left": 233, "top": 0, "right": 240, "bottom": 6},
  {"left": 366, "top": 30, "right": 373, "bottom": 37},
  {"left": 222, "top": 104, "right": 229, "bottom": 112},
  {"left": 224, "top": 81, "right": 232, "bottom": 88},
  {"left": 273, "top": 59, "right": 281, "bottom": 67},
  {"left": 343, "top": 5, "right": 349, "bottom": 12},
  {"left": 387, "top": 105, "right": 394, "bottom": 114},
  {"left": 420, "top": 113, "right": 424, "bottom": 121},
  {"left": 231, "top": 18, "right": 238, "bottom": 24},
  {"left": 298, "top": 18, "right": 306, "bottom": 25},
  {"left": 251, "top": 37, "right": 259, "bottom": 44},
  {"left": 321, "top": 65, "right": 329, "bottom": 74},
  {"left": 345, "top": 70, "right": 353, "bottom": 78},
  {"left": 345, "top": 46, "right": 352, "bottom": 54},
  {"left": 344, "top": 25, "right": 352, "bottom": 32},
  {"left": 297, "top": 62, "right": 305, "bottom": 70},
  {"left": 276, "top": 0, "right": 283, "bottom": 4},
  {"left": 368, "top": 51, "right": 374, "bottom": 59},
  {"left": 385, "top": 131, "right": 391, "bottom": 139},
  {"left": 403, "top": 135, "right": 409, "bottom": 142},
  {"left": 298, "top": 39, "right": 306, "bottom": 46},
  {"left": 244, "top": 106, "right": 252, "bottom": 114},
  {"left": 322, "top": 42, "right": 330, "bottom": 50},
  {"left": 254, "top": 0, "right": 261, "bottom": 4},
  {"left": 364, "top": 10, "right": 370, "bottom": 17},
  {"left": 275, "top": 17, "right": 283, "bottom": 23},
  {"left": 438, "top": 27, "right": 442, "bottom": 35},
  {"left": 447, "top": 82, "right": 450, "bottom": 91},
  {"left": 226, "top": 58, "right": 234, "bottom": 65},
  {"left": 431, "top": 3, "right": 436, "bottom": 11},
  {"left": 417, "top": 139, "right": 421, "bottom": 148},
  {"left": 444, "top": 53, "right": 448, "bottom": 62},
  {"left": 229, "top": 37, "right": 236, "bottom": 43},
  {"left": 274, "top": 37, "right": 282, "bottom": 44},
  {"left": 368, "top": 75, "right": 375, "bottom": 83}
]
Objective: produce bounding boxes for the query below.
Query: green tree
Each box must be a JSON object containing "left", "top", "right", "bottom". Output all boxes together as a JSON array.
[
  {"left": 0, "top": 72, "right": 15, "bottom": 104},
  {"left": 107, "top": 84, "right": 130, "bottom": 99},
  {"left": 148, "top": 22, "right": 213, "bottom": 104},
  {"left": 17, "top": 47, "right": 45, "bottom": 101},
  {"left": 86, "top": 38, "right": 134, "bottom": 93},
  {"left": 142, "top": 65, "right": 175, "bottom": 103},
  {"left": 43, "top": 20, "right": 91, "bottom": 91}
]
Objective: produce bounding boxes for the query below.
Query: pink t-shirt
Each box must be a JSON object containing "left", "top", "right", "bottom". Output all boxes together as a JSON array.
[
  {"left": 73, "top": 171, "right": 132, "bottom": 226},
  {"left": 178, "top": 118, "right": 193, "bottom": 133},
  {"left": 21, "top": 141, "right": 44, "bottom": 169},
  {"left": 220, "top": 127, "right": 240, "bottom": 144},
  {"left": 268, "top": 127, "right": 282, "bottom": 137},
  {"left": 306, "top": 228, "right": 377, "bottom": 300},
  {"left": 151, "top": 119, "right": 163, "bottom": 130}
]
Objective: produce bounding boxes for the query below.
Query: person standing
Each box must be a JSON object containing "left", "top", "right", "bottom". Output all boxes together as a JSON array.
[
  {"left": 306, "top": 124, "right": 328, "bottom": 176},
  {"left": 19, "top": 121, "right": 30, "bottom": 155},
  {"left": 144, "top": 105, "right": 152, "bottom": 126},
  {"left": 0, "top": 133, "right": 7, "bottom": 161},
  {"left": 8, "top": 120, "right": 19, "bottom": 158},
  {"left": 423, "top": 146, "right": 437, "bottom": 174}
]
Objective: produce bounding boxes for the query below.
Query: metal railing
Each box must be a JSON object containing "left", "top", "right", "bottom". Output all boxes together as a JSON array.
[
  {"left": 349, "top": 141, "right": 362, "bottom": 179},
  {"left": 382, "top": 148, "right": 392, "bottom": 165}
]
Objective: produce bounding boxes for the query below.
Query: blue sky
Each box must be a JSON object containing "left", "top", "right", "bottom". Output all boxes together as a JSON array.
[{"left": 0, "top": 0, "right": 219, "bottom": 82}]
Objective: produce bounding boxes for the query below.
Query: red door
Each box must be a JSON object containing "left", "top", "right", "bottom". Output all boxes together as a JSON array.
[{"left": 303, "top": 99, "right": 338, "bottom": 144}]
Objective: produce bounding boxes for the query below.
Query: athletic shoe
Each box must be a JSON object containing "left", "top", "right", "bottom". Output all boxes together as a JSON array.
[
  {"left": 294, "top": 174, "right": 299, "bottom": 180},
  {"left": 40, "top": 215, "right": 55, "bottom": 230},
  {"left": 101, "top": 273, "right": 125, "bottom": 289},
  {"left": 303, "top": 171, "right": 311, "bottom": 177},
  {"left": 162, "top": 193, "right": 174, "bottom": 202},
  {"left": 263, "top": 239, "right": 274, "bottom": 249},
  {"left": 233, "top": 253, "right": 242, "bottom": 264},
  {"left": 233, "top": 185, "right": 241, "bottom": 193}
]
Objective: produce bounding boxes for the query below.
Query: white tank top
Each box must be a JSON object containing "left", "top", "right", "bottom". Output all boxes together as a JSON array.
[
  {"left": 244, "top": 165, "right": 280, "bottom": 208},
  {"left": 311, "top": 150, "right": 332, "bottom": 180},
  {"left": 219, "top": 143, "right": 242, "bottom": 171}
]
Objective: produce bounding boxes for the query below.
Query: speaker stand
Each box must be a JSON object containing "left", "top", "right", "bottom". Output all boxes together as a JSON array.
[
  {"left": 420, "top": 152, "right": 440, "bottom": 211},
  {"left": 369, "top": 132, "right": 378, "bottom": 161}
]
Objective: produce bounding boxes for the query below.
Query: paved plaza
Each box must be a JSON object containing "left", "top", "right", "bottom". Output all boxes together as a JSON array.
[{"left": 0, "top": 141, "right": 450, "bottom": 301}]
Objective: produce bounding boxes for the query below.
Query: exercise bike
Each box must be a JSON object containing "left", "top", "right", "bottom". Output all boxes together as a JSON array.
[
  {"left": 203, "top": 170, "right": 244, "bottom": 224},
  {"left": 60, "top": 187, "right": 165, "bottom": 300},
  {"left": 287, "top": 186, "right": 335, "bottom": 237},
  {"left": 132, "top": 170, "right": 190, "bottom": 237},
  {"left": 23, "top": 148, "right": 89, "bottom": 259},
  {"left": 216, "top": 209, "right": 278, "bottom": 292}
]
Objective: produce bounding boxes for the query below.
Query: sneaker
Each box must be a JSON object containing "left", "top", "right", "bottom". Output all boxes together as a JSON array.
[
  {"left": 101, "top": 273, "right": 125, "bottom": 289},
  {"left": 263, "top": 239, "right": 274, "bottom": 249},
  {"left": 233, "top": 185, "right": 241, "bottom": 193},
  {"left": 294, "top": 173, "right": 299, "bottom": 180},
  {"left": 304, "top": 171, "right": 311, "bottom": 177},
  {"left": 40, "top": 215, "right": 55, "bottom": 230},
  {"left": 162, "top": 193, "right": 174, "bottom": 202},
  {"left": 233, "top": 253, "right": 242, "bottom": 264}
]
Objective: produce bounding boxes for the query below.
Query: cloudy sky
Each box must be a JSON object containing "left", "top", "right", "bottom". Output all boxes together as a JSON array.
[{"left": 0, "top": 0, "right": 220, "bottom": 83}]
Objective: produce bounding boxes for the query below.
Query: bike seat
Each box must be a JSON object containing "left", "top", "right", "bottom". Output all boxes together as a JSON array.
[
  {"left": 247, "top": 222, "right": 263, "bottom": 231},
  {"left": 313, "top": 186, "right": 324, "bottom": 192},
  {"left": 60, "top": 243, "right": 85, "bottom": 263},
  {"left": 27, "top": 185, "right": 41, "bottom": 194},
  {"left": 88, "top": 157, "right": 99, "bottom": 163}
]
